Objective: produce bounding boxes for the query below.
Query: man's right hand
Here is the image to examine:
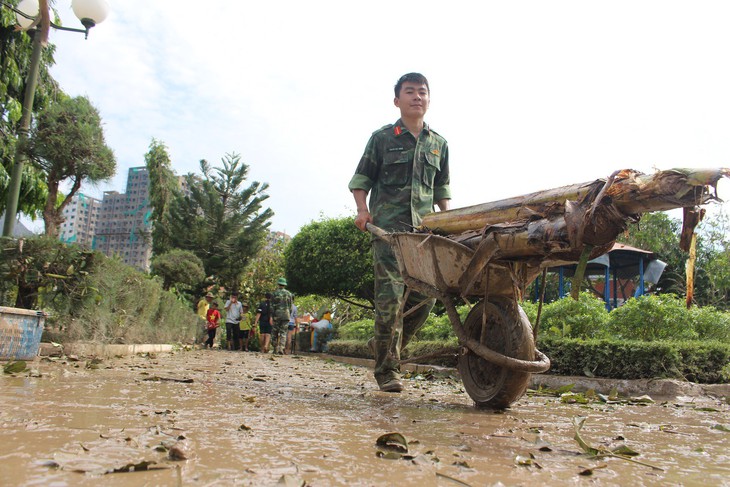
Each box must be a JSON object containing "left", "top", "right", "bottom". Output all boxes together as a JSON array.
[{"left": 354, "top": 210, "right": 372, "bottom": 232}]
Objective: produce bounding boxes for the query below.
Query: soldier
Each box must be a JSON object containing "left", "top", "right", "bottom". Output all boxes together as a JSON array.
[
  {"left": 348, "top": 72, "right": 451, "bottom": 392},
  {"left": 270, "top": 277, "right": 293, "bottom": 355}
]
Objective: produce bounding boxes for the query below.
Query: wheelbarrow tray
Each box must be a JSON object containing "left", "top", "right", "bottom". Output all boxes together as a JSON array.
[{"left": 386, "top": 231, "right": 533, "bottom": 300}]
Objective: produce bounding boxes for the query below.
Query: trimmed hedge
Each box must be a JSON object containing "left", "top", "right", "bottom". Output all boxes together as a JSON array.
[
  {"left": 327, "top": 339, "right": 459, "bottom": 367},
  {"left": 326, "top": 337, "right": 730, "bottom": 384}
]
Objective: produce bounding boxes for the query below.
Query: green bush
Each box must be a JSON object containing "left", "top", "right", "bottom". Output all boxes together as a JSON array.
[
  {"left": 540, "top": 337, "right": 730, "bottom": 383},
  {"left": 1, "top": 237, "right": 200, "bottom": 345},
  {"left": 607, "top": 294, "right": 698, "bottom": 341},
  {"left": 690, "top": 305, "right": 730, "bottom": 341},
  {"left": 538, "top": 291, "right": 609, "bottom": 339},
  {"left": 415, "top": 304, "right": 470, "bottom": 341},
  {"left": 520, "top": 300, "right": 539, "bottom": 325},
  {"left": 415, "top": 313, "right": 452, "bottom": 341},
  {"left": 337, "top": 318, "right": 374, "bottom": 341}
]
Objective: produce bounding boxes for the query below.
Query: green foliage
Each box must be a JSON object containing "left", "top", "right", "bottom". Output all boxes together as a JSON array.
[
  {"left": 28, "top": 95, "right": 116, "bottom": 237},
  {"left": 414, "top": 305, "right": 469, "bottom": 341},
  {"left": 150, "top": 249, "right": 205, "bottom": 291},
  {"left": 59, "top": 256, "right": 197, "bottom": 344},
  {"left": 694, "top": 210, "right": 730, "bottom": 310},
  {"left": 1, "top": 236, "right": 198, "bottom": 344},
  {"left": 540, "top": 337, "right": 730, "bottom": 383},
  {"left": 0, "top": 235, "right": 95, "bottom": 309},
  {"left": 240, "top": 240, "right": 286, "bottom": 304},
  {"left": 0, "top": 10, "right": 58, "bottom": 219},
  {"left": 607, "top": 294, "right": 697, "bottom": 341},
  {"left": 623, "top": 212, "right": 685, "bottom": 295},
  {"left": 337, "top": 318, "right": 374, "bottom": 341},
  {"left": 167, "top": 154, "right": 273, "bottom": 291},
  {"left": 690, "top": 305, "right": 730, "bottom": 341},
  {"left": 284, "top": 216, "right": 373, "bottom": 303},
  {"left": 622, "top": 210, "right": 730, "bottom": 310},
  {"left": 539, "top": 291, "right": 609, "bottom": 339},
  {"left": 144, "top": 138, "right": 178, "bottom": 256},
  {"left": 520, "top": 300, "right": 539, "bottom": 325}
]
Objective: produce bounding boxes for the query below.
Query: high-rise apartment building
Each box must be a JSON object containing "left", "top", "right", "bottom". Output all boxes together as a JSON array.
[
  {"left": 58, "top": 193, "right": 102, "bottom": 249},
  {"left": 93, "top": 167, "right": 153, "bottom": 271}
]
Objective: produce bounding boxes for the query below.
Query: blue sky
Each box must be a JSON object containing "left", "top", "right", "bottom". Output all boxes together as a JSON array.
[{"left": 28, "top": 0, "right": 730, "bottom": 234}]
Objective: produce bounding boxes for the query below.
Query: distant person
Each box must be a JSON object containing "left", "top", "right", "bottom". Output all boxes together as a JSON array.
[
  {"left": 224, "top": 292, "right": 244, "bottom": 351},
  {"left": 310, "top": 309, "right": 333, "bottom": 353},
  {"left": 285, "top": 301, "right": 299, "bottom": 354},
  {"left": 239, "top": 302, "right": 253, "bottom": 351},
  {"left": 255, "top": 293, "right": 273, "bottom": 353},
  {"left": 204, "top": 301, "right": 221, "bottom": 348},
  {"left": 197, "top": 292, "right": 214, "bottom": 344},
  {"left": 270, "top": 277, "right": 293, "bottom": 355}
]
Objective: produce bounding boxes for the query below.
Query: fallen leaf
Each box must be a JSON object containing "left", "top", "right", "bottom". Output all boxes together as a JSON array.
[
  {"left": 376, "top": 432, "right": 408, "bottom": 454},
  {"left": 3, "top": 361, "right": 27, "bottom": 374}
]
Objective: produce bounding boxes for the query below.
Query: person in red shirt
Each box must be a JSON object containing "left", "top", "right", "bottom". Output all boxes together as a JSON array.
[{"left": 205, "top": 302, "right": 221, "bottom": 348}]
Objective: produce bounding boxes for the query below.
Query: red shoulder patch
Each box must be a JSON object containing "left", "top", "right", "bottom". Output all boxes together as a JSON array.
[{"left": 394, "top": 126, "right": 402, "bottom": 136}]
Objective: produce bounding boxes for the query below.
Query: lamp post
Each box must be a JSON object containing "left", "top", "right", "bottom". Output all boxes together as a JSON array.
[{"left": 1, "top": 0, "right": 109, "bottom": 237}]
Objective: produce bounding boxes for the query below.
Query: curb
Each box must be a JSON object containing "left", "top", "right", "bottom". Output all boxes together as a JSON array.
[
  {"left": 39, "top": 342, "right": 174, "bottom": 358},
  {"left": 312, "top": 352, "right": 730, "bottom": 400}
]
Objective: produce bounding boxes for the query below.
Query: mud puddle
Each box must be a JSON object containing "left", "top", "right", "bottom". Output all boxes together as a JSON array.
[{"left": 1, "top": 350, "right": 729, "bottom": 486}]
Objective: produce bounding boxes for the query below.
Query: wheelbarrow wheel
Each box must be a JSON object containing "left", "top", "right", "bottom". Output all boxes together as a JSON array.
[{"left": 458, "top": 298, "right": 535, "bottom": 409}]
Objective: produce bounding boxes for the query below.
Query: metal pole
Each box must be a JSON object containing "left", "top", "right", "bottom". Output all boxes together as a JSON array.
[{"left": 3, "top": 28, "right": 43, "bottom": 237}]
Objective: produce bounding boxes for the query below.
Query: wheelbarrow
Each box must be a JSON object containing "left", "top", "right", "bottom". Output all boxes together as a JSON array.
[
  {"left": 364, "top": 167, "right": 730, "bottom": 408},
  {"left": 367, "top": 223, "right": 551, "bottom": 409}
]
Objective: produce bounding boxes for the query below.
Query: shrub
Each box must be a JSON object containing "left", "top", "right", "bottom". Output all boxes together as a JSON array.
[
  {"left": 520, "top": 300, "right": 539, "bottom": 325},
  {"left": 540, "top": 337, "right": 730, "bottom": 383},
  {"left": 690, "top": 305, "right": 730, "bottom": 341},
  {"left": 337, "top": 318, "right": 374, "bottom": 341},
  {"left": 607, "top": 294, "right": 697, "bottom": 341},
  {"left": 1, "top": 237, "right": 200, "bottom": 345},
  {"left": 538, "top": 291, "right": 609, "bottom": 339},
  {"left": 416, "top": 313, "right": 452, "bottom": 341}
]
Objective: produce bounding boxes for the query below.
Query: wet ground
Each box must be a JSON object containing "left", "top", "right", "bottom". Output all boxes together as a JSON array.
[{"left": 1, "top": 349, "right": 729, "bottom": 486}]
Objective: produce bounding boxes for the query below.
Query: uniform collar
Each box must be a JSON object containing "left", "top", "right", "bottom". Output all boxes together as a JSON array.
[{"left": 394, "top": 119, "right": 429, "bottom": 137}]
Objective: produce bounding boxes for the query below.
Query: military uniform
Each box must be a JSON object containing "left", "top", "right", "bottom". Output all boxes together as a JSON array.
[
  {"left": 348, "top": 119, "right": 450, "bottom": 388},
  {"left": 270, "top": 287, "right": 293, "bottom": 354}
]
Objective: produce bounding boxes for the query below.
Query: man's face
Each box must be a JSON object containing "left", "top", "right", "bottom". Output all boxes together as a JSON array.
[
  {"left": 394, "top": 81, "right": 429, "bottom": 118},
  {"left": 231, "top": 295, "right": 237, "bottom": 302}
]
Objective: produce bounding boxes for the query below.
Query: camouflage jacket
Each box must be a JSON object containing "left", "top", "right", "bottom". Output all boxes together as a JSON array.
[
  {"left": 348, "top": 119, "right": 450, "bottom": 232},
  {"left": 270, "top": 288, "right": 293, "bottom": 321}
]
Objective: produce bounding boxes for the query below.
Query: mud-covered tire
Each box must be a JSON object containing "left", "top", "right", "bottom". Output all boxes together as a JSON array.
[{"left": 457, "top": 298, "right": 535, "bottom": 409}]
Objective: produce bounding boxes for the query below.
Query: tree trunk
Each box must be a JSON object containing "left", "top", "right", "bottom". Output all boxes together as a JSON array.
[{"left": 422, "top": 168, "right": 730, "bottom": 235}]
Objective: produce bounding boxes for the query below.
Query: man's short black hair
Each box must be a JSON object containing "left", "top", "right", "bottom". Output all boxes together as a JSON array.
[
  {"left": 265, "top": 292, "right": 272, "bottom": 299},
  {"left": 394, "top": 72, "right": 429, "bottom": 98}
]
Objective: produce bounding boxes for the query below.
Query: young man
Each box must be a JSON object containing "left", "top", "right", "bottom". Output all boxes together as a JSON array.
[
  {"left": 224, "top": 292, "right": 244, "bottom": 351},
  {"left": 348, "top": 72, "right": 451, "bottom": 392}
]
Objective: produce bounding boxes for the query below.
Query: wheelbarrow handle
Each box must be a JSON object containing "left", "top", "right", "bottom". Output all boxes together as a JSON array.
[{"left": 365, "top": 222, "right": 389, "bottom": 238}]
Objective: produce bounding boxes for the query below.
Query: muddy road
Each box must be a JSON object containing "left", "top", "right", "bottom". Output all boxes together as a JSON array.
[{"left": 1, "top": 349, "right": 729, "bottom": 486}]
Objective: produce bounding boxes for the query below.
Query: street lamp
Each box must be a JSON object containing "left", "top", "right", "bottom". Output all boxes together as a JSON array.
[{"left": 1, "top": 0, "right": 109, "bottom": 237}]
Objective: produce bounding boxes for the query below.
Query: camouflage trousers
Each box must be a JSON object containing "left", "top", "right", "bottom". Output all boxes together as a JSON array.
[
  {"left": 271, "top": 319, "right": 289, "bottom": 354},
  {"left": 372, "top": 239, "right": 435, "bottom": 384}
]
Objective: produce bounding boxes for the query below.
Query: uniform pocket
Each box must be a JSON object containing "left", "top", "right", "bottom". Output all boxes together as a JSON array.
[
  {"left": 421, "top": 152, "right": 440, "bottom": 188},
  {"left": 381, "top": 152, "right": 410, "bottom": 186}
]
